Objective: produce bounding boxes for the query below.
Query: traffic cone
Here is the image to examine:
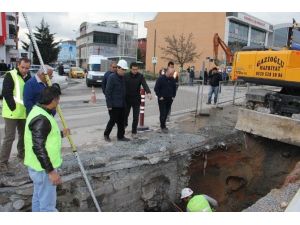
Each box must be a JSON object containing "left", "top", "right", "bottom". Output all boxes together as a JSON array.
[{"left": 90, "top": 86, "right": 96, "bottom": 104}]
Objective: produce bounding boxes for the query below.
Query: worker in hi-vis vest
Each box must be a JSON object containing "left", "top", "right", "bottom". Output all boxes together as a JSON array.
[
  {"left": 181, "top": 187, "right": 218, "bottom": 212},
  {"left": 24, "top": 87, "right": 70, "bottom": 212},
  {"left": 0, "top": 58, "right": 31, "bottom": 170}
]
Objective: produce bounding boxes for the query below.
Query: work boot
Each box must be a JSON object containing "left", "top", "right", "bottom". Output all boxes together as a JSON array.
[
  {"left": 104, "top": 135, "right": 111, "bottom": 142},
  {"left": 206, "top": 102, "right": 211, "bottom": 105},
  {"left": 131, "top": 133, "right": 138, "bottom": 139},
  {"left": 118, "top": 137, "right": 131, "bottom": 142},
  {"left": 161, "top": 128, "right": 169, "bottom": 133}
]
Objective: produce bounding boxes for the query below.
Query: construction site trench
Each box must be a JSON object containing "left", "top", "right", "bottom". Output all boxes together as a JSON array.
[{"left": 1, "top": 105, "right": 300, "bottom": 212}]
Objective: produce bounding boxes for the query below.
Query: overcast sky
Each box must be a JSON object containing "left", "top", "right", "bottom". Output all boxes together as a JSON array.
[{"left": 18, "top": 12, "right": 300, "bottom": 46}]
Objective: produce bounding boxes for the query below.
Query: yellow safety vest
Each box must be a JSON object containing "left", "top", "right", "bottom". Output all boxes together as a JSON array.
[
  {"left": 24, "top": 105, "right": 62, "bottom": 171},
  {"left": 187, "top": 195, "right": 212, "bottom": 212},
  {"left": 2, "top": 69, "right": 26, "bottom": 119}
]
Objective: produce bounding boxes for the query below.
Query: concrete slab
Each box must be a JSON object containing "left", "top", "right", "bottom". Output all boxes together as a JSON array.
[
  {"left": 285, "top": 187, "right": 300, "bottom": 211},
  {"left": 235, "top": 108, "right": 300, "bottom": 147}
]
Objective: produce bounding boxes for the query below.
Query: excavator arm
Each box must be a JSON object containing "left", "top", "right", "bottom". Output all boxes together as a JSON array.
[{"left": 213, "top": 33, "right": 234, "bottom": 66}]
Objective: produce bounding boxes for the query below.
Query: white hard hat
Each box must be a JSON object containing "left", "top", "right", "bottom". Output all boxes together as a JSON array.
[
  {"left": 117, "top": 59, "right": 128, "bottom": 70},
  {"left": 181, "top": 187, "right": 193, "bottom": 199}
]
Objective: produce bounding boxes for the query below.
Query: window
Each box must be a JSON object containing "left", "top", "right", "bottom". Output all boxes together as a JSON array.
[
  {"left": 6, "top": 15, "right": 15, "bottom": 22},
  {"left": 293, "top": 29, "right": 300, "bottom": 45},
  {"left": 9, "top": 24, "right": 16, "bottom": 38},
  {"left": 250, "top": 28, "right": 266, "bottom": 47},
  {"left": 228, "top": 20, "right": 249, "bottom": 53},
  {"left": 273, "top": 28, "right": 288, "bottom": 47},
  {"left": 93, "top": 32, "right": 118, "bottom": 45},
  {"left": 88, "top": 64, "right": 101, "bottom": 71}
]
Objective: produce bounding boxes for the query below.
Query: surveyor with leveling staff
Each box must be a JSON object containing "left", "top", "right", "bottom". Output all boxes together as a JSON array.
[
  {"left": 24, "top": 87, "right": 70, "bottom": 212},
  {"left": 22, "top": 12, "right": 102, "bottom": 212}
]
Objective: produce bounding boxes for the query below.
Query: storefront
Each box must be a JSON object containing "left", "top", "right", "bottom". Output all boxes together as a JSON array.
[{"left": 225, "top": 12, "right": 272, "bottom": 53}]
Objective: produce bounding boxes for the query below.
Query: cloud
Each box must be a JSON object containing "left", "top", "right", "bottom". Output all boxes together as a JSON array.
[
  {"left": 247, "top": 12, "right": 300, "bottom": 25},
  {"left": 18, "top": 12, "right": 299, "bottom": 49},
  {"left": 19, "top": 12, "right": 157, "bottom": 47}
]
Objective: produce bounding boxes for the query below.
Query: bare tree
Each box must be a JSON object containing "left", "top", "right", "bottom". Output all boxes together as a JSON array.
[{"left": 160, "top": 33, "right": 201, "bottom": 69}]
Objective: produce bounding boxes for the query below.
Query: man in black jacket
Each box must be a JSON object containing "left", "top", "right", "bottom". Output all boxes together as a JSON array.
[
  {"left": 104, "top": 59, "right": 130, "bottom": 142},
  {"left": 58, "top": 63, "right": 64, "bottom": 76},
  {"left": 0, "top": 58, "right": 31, "bottom": 170},
  {"left": 24, "top": 86, "right": 70, "bottom": 211},
  {"left": 102, "top": 61, "right": 117, "bottom": 95},
  {"left": 154, "top": 67, "right": 177, "bottom": 133},
  {"left": 125, "top": 62, "right": 152, "bottom": 138},
  {"left": 207, "top": 67, "right": 223, "bottom": 104}
]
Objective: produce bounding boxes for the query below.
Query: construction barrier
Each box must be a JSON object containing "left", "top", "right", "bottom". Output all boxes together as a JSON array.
[{"left": 137, "top": 88, "right": 149, "bottom": 131}]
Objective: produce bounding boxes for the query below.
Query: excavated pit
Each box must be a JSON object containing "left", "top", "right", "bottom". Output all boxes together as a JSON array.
[{"left": 183, "top": 134, "right": 300, "bottom": 212}]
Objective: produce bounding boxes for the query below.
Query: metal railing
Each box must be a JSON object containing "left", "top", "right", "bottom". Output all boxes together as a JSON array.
[{"left": 216, "top": 80, "right": 248, "bottom": 107}]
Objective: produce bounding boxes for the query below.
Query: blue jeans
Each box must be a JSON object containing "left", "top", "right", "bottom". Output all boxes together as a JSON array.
[
  {"left": 28, "top": 168, "right": 58, "bottom": 212},
  {"left": 208, "top": 86, "right": 219, "bottom": 104}
]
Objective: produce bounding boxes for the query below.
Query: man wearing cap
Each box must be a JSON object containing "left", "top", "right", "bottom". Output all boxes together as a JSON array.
[
  {"left": 24, "top": 65, "right": 55, "bottom": 116},
  {"left": 104, "top": 59, "right": 130, "bottom": 142},
  {"left": 180, "top": 187, "right": 218, "bottom": 212}
]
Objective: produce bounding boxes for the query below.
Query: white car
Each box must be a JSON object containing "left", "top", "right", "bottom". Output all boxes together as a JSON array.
[
  {"left": 51, "top": 71, "right": 69, "bottom": 91},
  {"left": 29, "top": 65, "right": 69, "bottom": 91}
]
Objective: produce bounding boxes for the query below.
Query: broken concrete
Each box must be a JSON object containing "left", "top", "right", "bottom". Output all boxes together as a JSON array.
[
  {"left": 235, "top": 108, "right": 300, "bottom": 147},
  {"left": 243, "top": 181, "right": 300, "bottom": 212},
  {"left": 0, "top": 130, "right": 212, "bottom": 212}
]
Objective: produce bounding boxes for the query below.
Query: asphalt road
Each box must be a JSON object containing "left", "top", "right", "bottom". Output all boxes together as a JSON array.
[{"left": 0, "top": 78, "right": 246, "bottom": 154}]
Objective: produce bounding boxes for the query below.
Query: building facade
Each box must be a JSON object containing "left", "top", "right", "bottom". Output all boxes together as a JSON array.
[
  {"left": 76, "top": 21, "right": 138, "bottom": 68},
  {"left": 144, "top": 12, "right": 273, "bottom": 73},
  {"left": 57, "top": 40, "right": 76, "bottom": 65},
  {"left": 0, "top": 12, "right": 19, "bottom": 67}
]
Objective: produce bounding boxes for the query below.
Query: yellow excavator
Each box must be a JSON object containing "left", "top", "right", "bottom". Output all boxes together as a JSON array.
[{"left": 230, "top": 19, "right": 300, "bottom": 147}]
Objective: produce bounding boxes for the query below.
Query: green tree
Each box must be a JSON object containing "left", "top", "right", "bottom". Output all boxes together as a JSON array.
[
  {"left": 22, "top": 19, "right": 60, "bottom": 65},
  {"left": 160, "top": 33, "right": 201, "bottom": 69}
]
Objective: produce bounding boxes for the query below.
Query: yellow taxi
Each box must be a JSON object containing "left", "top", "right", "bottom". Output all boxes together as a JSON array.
[{"left": 69, "top": 67, "right": 85, "bottom": 78}]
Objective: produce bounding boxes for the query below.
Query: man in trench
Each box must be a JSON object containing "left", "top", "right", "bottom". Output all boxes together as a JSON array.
[{"left": 180, "top": 187, "right": 218, "bottom": 212}]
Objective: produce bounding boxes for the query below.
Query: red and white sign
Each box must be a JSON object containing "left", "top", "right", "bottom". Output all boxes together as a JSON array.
[
  {"left": 0, "top": 12, "right": 7, "bottom": 45},
  {"left": 238, "top": 12, "right": 270, "bottom": 30}
]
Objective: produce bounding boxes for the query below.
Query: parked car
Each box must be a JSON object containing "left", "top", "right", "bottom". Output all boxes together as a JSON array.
[
  {"left": 69, "top": 67, "right": 85, "bottom": 78},
  {"left": 52, "top": 71, "right": 69, "bottom": 90},
  {"left": 63, "top": 64, "right": 70, "bottom": 75}
]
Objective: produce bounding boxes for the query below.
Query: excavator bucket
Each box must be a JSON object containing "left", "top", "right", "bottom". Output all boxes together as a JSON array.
[{"left": 235, "top": 108, "right": 300, "bottom": 147}]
